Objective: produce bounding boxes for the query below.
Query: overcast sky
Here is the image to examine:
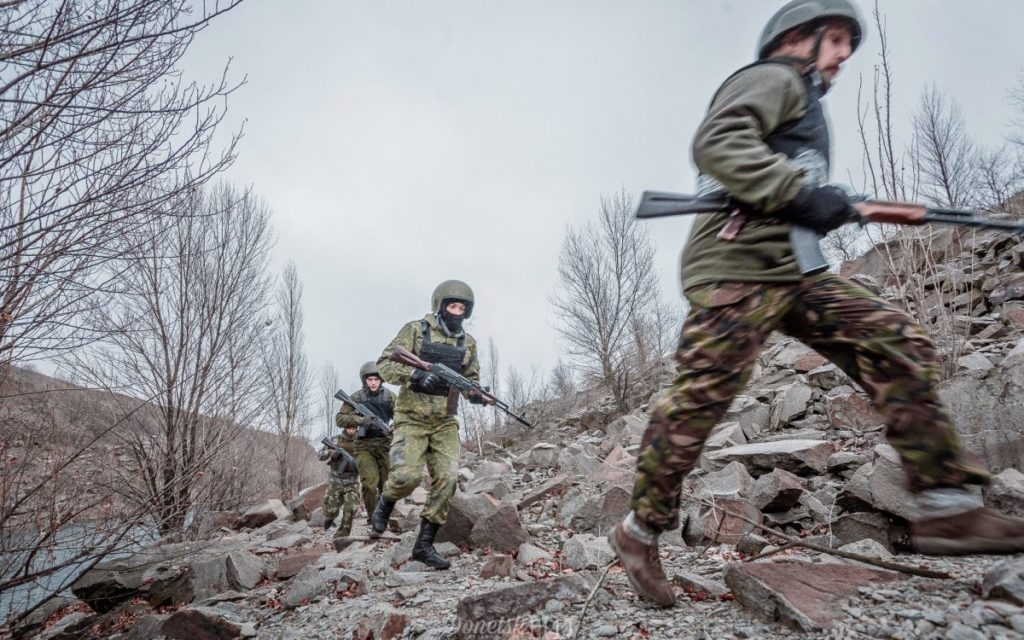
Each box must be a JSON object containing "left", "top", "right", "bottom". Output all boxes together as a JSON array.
[{"left": 181, "top": 1, "right": 1024, "bottom": 392}]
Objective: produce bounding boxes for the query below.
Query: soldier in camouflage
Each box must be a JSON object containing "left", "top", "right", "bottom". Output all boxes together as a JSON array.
[
  {"left": 318, "top": 424, "right": 361, "bottom": 539},
  {"left": 610, "top": 0, "right": 1024, "bottom": 609},
  {"left": 335, "top": 362, "right": 396, "bottom": 523},
  {"left": 369, "top": 280, "right": 487, "bottom": 570}
]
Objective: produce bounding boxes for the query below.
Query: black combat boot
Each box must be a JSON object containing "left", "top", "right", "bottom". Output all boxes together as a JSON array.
[
  {"left": 370, "top": 496, "right": 396, "bottom": 539},
  {"left": 322, "top": 517, "right": 335, "bottom": 531},
  {"left": 412, "top": 519, "right": 450, "bottom": 570}
]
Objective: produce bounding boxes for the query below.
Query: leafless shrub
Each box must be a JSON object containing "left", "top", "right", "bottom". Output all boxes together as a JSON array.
[
  {"left": 62, "top": 183, "right": 273, "bottom": 536},
  {"left": 550, "top": 190, "right": 670, "bottom": 413},
  {"left": 262, "top": 261, "right": 314, "bottom": 499}
]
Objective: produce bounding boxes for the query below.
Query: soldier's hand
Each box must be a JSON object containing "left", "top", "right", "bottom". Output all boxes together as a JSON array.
[
  {"left": 776, "top": 185, "right": 856, "bottom": 234},
  {"left": 467, "top": 389, "right": 493, "bottom": 405},
  {"left": 410, "top": 369, "right": 441, "bottom": 393},
  {"left": 329, "top": 450, "right": 343, "bottom": 461},
  {"left": 359, "top": 415, "right": 375, "bottom": 427}
]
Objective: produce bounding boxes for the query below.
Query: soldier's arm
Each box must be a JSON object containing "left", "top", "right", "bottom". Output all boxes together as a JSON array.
[
  {"left": 377, "top": 321, "right": 420, "bottom": 386},
  {"left": 318, "top": 444, "right": 332, "bottom": 462},
  {"left": 692, "top": 64, "right": 808, "bottom": 213},
  {"left": 334, "top": 389, "right": 363, "bottom": 428}
]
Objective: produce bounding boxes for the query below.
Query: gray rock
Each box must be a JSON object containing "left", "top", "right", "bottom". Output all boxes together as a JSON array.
[
  {"left": 514, "top": 443, "right": 560, "bottom": 470},
  {"left": 750, "top": 468, "right": 804, "bottom": 512},
  {"left": 225, "top": 551, "right": 264, "bottom": 590},
  {"left": 983, "top": 558, "right": 1024, "bottom": 605},
  {"left": 839, "top": 445, "right": 918, "bottom": 520},
  {"left": 704, "top": 440, "right": 834, "bottom": 476},
  {"left": 562, "top": 534, "right": 615, "bottom": 570},
  {"left": 287, "top": 482, "right": 328, "bottom": 521},
  {"left": 517, "top": 543, "right": 552, "bottom": 567},
  {"left": 769, "top": 382, "right": 813, "bottom": 429},
  {"left": 283, "top": 565, "right": 325, "bottom": 608},
  {"left": 161, "top": 605, "right": 254, "bottom": 639},
  {"left": 35, "top": 612, "right": 95, "bottom": 640},
  {"left": 455, "top": 574, "right": 593, "bottom": 639},
  {"left": 724, "top": 395, "right": 771, "bottom": 441},
  {"left": 703, "top": 422, "right": 747, "bottom": 451},
  {"left": 986, "top": 468, "right": 1024, "bottom": 516},
  {"left": 463, "top": 475, "right": 512, "bottom": 499},
  {"left": 436, "top": 491, "right": 499, "bottom": 546},
  {"left": 469, "top": 503, "right": 530, "bottom": 552}
]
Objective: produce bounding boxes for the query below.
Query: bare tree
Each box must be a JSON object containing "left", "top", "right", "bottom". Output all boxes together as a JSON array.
[
  {"left": 317, "top": 362, "right": 340, "bottom": 437},
  {"left": 550, "top": 190, "right": 661, "bottom": 413},
  {"left": 62, "top": 183, "right": 273, "bottom": 536},
  {"left": 262, "top": 261, "right": 313, "bottom": 499},
  {"left": 913, "top": 85, "right": 978, "bottom": 208},
  {"left": 0, "top": 0, "right": 245, "bottom": 375}
]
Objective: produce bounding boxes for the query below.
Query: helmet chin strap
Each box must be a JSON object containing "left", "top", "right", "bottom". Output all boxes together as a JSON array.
[{"left": 804, "top": 24, "right": 829, "bottom": 92}]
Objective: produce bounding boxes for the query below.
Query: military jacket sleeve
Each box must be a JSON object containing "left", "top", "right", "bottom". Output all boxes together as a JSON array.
[
  {"left": 459, "top": 334, "right": 480, "bottom": 389},
  {"left": 691, "top": 63, "right": 808, "bottom": 213},
  {"left": 334, "top": 388, "right": 363, "bottom": 429},
  {"left": 377, "top": 320, "right": 421, "bottom": 386}
]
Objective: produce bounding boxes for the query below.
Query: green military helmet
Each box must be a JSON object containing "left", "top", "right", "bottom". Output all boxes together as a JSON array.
[
  {"left": 359, "top": 361, "right": 381, "bottom": 382},
  {"left": 431, "top": 279, "right": 474, "bottom": 319},
  {"left": 757, "top": 0, "right": 864, "bottom": 59}
]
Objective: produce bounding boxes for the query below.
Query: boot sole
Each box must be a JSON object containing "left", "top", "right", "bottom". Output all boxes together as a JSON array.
[
  {"left": 607, "top": 529, "right": 676, "bottom": 608},
  {"left": 914, "top": 534, "right": 1024, "bottom": 556}
]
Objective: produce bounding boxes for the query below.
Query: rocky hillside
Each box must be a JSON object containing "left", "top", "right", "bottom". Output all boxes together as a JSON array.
[{"left": 13, "top": 227, "right": 1024, "bottom": 639}]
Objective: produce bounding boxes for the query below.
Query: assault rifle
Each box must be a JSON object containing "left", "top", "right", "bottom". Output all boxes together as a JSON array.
[
  {"left": 334, "top": 388, "right": 392, "bottom": 438},
  {"left": 320, "top": 437, "right": 357, "bottom": 476},
  {"left": 635, "top": 190, "right": 1024, "bottom": 276},
  {"left": 389, "top": 346, "right": 533, "bottom": 428}
]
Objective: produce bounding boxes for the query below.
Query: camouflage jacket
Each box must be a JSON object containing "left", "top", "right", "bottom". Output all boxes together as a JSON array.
[
  {"left": 377, "top": 313, "right": 480, "bottom": 423},
  {"left": 335, "top": 387, "right": 396, "bottom": 436},
  {"left": 317, "top": 431, "right": 358, "bottom": 480}
]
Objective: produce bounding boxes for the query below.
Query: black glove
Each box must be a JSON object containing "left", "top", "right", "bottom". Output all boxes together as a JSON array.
[
  {"left": 410, "top": 369, "right": 441, "bottom": 393},
  {"left": 329, "top": 449, "right": 343, "bottom": 462},
  {"left": 467, "top": 387, "right": 490, "bottom": 405},
  {"left": 359, "top": 414, "right": 376, "bottom": 427},
  {"left": 776, "top": 185, "right": 855, "bottom": 234}
]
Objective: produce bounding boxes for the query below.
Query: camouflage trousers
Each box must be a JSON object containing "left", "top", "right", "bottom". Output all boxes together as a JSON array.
[
  {"left": 381, "top": 414, "right": 460, "bottom": 525},
  {"left": 632, "top": 273, "right": 990, "bottom": 532},
  {"left": 323, "top": 476, "right": 361, "bottom": 538},
  {"left": 354, "top": 436, "right": 391, "bottom": 519}
]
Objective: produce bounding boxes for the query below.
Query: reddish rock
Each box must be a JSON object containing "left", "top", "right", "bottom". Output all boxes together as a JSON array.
[
  {"left": 827, "top": 392, "right": 883, "bottom": 432},
  {"left": 480, "top": 554, "right": 515, "bottom": 579},
  {"left": 274, "top": 545, "right": 328, "bottom": 580},
  {"left": 352, "top": 604, "right": 410, "bottom": 640},
  {"left": 683, "top": 497, "right": 763, "bottom": 545},
  {"left": 470, "top": 504, "right": 530, "bottom": 552},
  {"left": 288, "top": 483, "right": 328, "bottom": 521},
  {"left": 724, "top": 562, "right": 906, "bottom": 631},
  {"left": 793, "top": 353, "right": 828, "bottom": 372}
]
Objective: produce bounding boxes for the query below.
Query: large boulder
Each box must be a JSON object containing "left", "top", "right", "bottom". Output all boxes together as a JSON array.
[
  {"left": 287, "top": 483, "right": 328, "bottom": 521},
  {"left": 436, "top": 491, "right": 500, "bottom": 546},
  {"left": 455, "top": 574, "right": 593, "bottom": 640},
  {"left": 236, "top": 499, "right": 290, "bottom": 529},
  {"left": 939, "top": 341, "right": 1024, "bottom": 472},
  {"left": 469, "top": 503, "right": 531, "bottom": 552},
  {"left": 514, "top": 443, "right": 561, "bottom": 470},
  {"left": 703, "top": 440, "right": 834, "bottom": 476}
]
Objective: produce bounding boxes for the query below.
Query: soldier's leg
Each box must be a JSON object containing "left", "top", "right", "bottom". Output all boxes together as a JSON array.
[
  {"left": 783, "top": 274, "right": 989, "bottom": 490},
  {"left": 322, "top": 480, "right": 342, "bottom": 525},
  {"left": 783, "top": 274, "right": 1024, "bottom": 555},
  {"left": 631, "top": 283, "right": 789, "bottom": 531},
  {"left": 353, "top": 444, "right": 381, "bottom": 518},
  {"left": 381, "top": 419, "right": 429, "bottom": 502},
  {"left": 374, "top": 438, "right": 391, "bottom": 495},
  {"left": 337, "top": 480, "right": 361, "bottom": 538},
  {"left": 412, "top": 418, "right": 459, "bottom": 569},
  {"left": 420, "top": 418, "right": 461, "bottom": 525},
  {"left": 614, "top": 282, "right": 789, "bottom": 607}
]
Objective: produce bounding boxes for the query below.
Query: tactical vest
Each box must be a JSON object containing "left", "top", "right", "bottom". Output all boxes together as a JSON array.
[
  {"left": 697, "top": 60, "right": 830, "bottom": 200},
  {"left": 410, "top": 319, "right": 465, "bottom": 397},
  {"left": 357, "top": 388, "right": 394, "bottom": 423}
]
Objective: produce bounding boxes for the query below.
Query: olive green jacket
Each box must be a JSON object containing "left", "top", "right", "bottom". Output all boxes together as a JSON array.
[{"left": 682, "top": 61, "right": 818, "bottom": 291}]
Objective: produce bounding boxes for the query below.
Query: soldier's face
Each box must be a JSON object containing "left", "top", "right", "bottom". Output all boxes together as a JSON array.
[
  {"left": 815, "top": 23, "right": 853, "bottom": 83},
  {"left": 445, "top": 301, "right": 466, "bottom": 316},
  {"left": 364, "top": 375, "right": 382, "bottom": 391}
]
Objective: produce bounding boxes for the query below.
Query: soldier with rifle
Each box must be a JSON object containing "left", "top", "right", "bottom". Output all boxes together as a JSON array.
[
  {"left": 335, "top": 362, "right": 397, "bottom": 523},
  {"left": 610, "top": 0, "right": 1024, "bottom": 609},
  {"left": 370, "top": 280, "right": 493, "bottom": 570},
  {"left": 318, "top": 429, "right": 361, "bottom": 540}
]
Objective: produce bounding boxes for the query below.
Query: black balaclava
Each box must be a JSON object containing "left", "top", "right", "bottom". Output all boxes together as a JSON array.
[{"left": 438, "top": 299, "right": 466, "bottom": 335}]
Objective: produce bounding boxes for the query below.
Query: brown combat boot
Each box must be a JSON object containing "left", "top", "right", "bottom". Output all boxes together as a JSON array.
[
  {"left": 608, "top": 513, "right": 676, "bottom": 607},
  {"left": 913, "top": 507, "right": 1024, "bottom": 555}
]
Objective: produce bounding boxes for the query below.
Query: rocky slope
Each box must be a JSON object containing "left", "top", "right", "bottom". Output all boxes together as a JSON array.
[{"left": 15, "top": 227, "right": 1024, "bottom": 639}]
